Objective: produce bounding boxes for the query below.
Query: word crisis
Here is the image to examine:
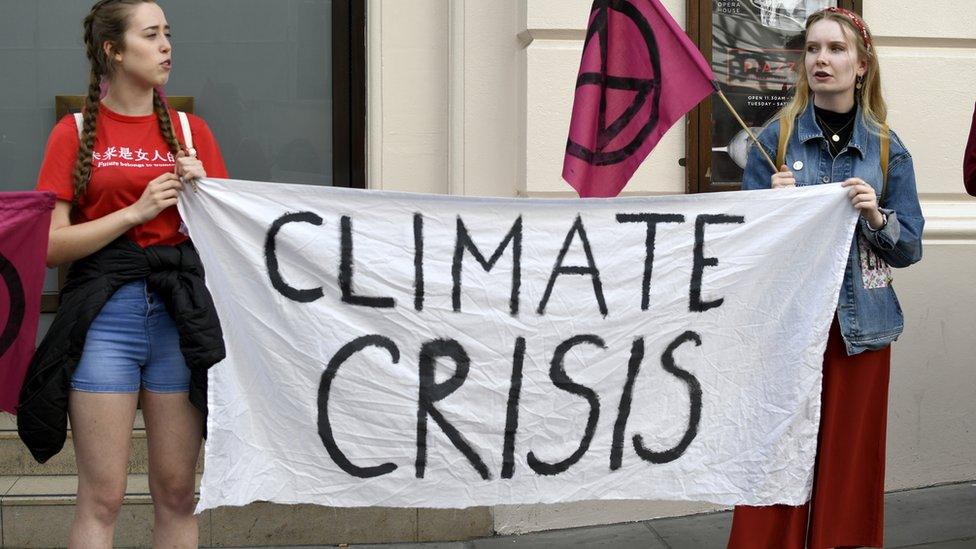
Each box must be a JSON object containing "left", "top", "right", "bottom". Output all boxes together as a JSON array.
[{"left": 317, "top": 330, "right": 704, "bottom": 479}]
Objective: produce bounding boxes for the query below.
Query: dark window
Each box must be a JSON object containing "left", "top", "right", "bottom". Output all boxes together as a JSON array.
[
  {"left": 0, "top": 1, "right": 366, "bottom": 311},
  {"left": 333, "top": 0, "right": 367, "bottom": 188}
]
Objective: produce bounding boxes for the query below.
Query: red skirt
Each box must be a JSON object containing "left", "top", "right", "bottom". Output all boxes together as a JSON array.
[{"left": 727, "top": 321, "right": 891, "bottom": 549}]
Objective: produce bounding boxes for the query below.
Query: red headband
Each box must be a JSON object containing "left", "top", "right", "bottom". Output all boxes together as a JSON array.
[{"left": 822, "top": 7, "right": 872, "bottom": 51}]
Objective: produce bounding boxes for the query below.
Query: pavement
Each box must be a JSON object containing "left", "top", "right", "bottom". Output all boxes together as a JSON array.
[{"left": 242, "top": 482, "right": 976, "bottom": 549}]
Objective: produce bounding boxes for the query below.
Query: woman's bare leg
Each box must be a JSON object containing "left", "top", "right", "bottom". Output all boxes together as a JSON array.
[
  {"left": 68, "top": 391, "right": 139, "bottom": 549},
  {"left": 141, "top": 390, "right": 203, "bottom": 549}
]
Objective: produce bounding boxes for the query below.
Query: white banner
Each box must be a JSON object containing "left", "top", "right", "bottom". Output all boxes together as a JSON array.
[{"left": 180, "top": 179, "right": 857, "bottom": 511}]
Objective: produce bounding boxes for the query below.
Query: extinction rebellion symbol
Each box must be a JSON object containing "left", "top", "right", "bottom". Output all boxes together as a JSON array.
[
  {"left": 0, "top": 252, "right": 26, "bottom": 360},
  {"left": 566, "top": 0, "right": 663, "bottom": 166}
]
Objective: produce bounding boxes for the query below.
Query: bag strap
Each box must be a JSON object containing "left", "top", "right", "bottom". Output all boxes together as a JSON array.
[
  {"left": 879, "top": 122, "right": 890, "bottom": 205},
  {"left": 73, "top": 113, "right": 83, "bottom": 136},
  {"left": 177, "top": 111, "right": 195, "bottom": 157},
  {"left": 776, "top": 115, "right": 790, "bottom": 169}
]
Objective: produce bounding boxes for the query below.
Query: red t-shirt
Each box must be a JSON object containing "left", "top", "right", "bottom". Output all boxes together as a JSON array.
[{"left": 36, "top": 103, "right": 228, "bottom": 247}]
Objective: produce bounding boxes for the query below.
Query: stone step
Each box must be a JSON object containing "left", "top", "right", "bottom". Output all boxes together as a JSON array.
[
  {"left": 0, "top": 473, "right": 173, "bottom": 548},
  {"left": 0, "top": 412, "right": 202, "bottom": 477},
  {"left": 0, "top": 474, "right": 492, "bottom": 547}
]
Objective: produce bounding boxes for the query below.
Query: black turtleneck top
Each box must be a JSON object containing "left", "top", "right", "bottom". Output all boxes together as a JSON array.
[{"left": 814, "top": 105, "right": 857, "bottom": 157}]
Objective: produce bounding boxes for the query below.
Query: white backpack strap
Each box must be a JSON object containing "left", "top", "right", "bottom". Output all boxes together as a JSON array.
[
  {"left": 73, "top": 113, "right": 84, "bottom": 137},
  {"left": 177, "top": 111, "right": 195, "bottom": 157}
]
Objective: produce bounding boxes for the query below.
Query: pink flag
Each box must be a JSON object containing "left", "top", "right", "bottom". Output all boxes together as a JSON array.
[
  {"left": 563, "top": 0, "right": 716, "bottom": 197},
  {"left": 0, "top": 192, "right": 54, "bottom": 414}
]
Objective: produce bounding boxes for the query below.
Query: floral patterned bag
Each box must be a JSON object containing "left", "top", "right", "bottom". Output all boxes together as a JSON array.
[
  {"left": 859, "top": 123, "right": 892, "bottom": 289},
  {"left": 858, "top": 233, "right": 892, "bottom": 289}
]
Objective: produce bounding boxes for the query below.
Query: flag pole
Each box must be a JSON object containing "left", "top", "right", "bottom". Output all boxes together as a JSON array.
[{"left": 711, "top": 81, "right": 779, "bottom": 172}]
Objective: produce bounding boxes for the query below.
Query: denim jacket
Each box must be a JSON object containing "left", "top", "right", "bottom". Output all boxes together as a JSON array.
[{"left": 742, "top": 102, "right": 924, "bottom": 355}]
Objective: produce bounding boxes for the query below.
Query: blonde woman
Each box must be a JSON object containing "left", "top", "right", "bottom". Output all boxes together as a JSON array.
[{"left": 728, "top": 8, "right": 923, "bottom": 549}]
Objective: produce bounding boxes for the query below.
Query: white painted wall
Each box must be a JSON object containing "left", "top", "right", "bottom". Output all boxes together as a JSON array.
[
  {"left": 367, "top": 0, "right": 449, "bottom": 194},
  {"left": 861, "top": 0, "right": 976, "bottom": 494},
  {"left": 368, "top": 0, "right": 976, "bottom": 534}
]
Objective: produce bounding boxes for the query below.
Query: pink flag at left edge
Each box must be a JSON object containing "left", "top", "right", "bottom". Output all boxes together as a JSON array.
[
  {"left": 562, "top": 0, "right": 716, "bottom": 198},
  {"left": 0, "top": 191, "right": 55, "bottom": 414}
]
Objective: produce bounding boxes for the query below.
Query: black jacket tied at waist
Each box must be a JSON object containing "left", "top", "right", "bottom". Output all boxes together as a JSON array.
[{"left": 17, "top": 237, "right": 225, "bottom": 463}]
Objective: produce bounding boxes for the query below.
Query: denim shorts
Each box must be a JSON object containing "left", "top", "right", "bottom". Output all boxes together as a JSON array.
[{"left": 71, "top": 280, "right": 190, "bottom": 393}]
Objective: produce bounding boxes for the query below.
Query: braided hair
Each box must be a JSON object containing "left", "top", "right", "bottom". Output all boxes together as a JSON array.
[{"left": 73, "top": 0, "right": 183, "bottom": 202}]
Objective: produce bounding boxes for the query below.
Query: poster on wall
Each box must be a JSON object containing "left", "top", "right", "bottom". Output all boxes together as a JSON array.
[{"left": 710, "top": 0, "right": 835, "bottom": 185}]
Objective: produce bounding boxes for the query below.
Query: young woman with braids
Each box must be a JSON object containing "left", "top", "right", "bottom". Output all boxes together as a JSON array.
[
  {"left": 727, "top": 8, "right": 923, "bottom": 549},
  {"left": 29, "top": 1, "right": 227, "bottom": 546}
]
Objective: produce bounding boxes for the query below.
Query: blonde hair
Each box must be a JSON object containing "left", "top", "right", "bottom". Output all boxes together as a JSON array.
[{"left": 777, "top": 9, "right": 886, "bottom": 140}]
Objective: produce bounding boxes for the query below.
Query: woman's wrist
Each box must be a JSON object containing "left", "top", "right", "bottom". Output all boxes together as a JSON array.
[
  {"left": 121, "top": 204, "right": 145, "bottom": 228},
  {"left": 866, "top": 209, "right": 886, "bottom": 230}
]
